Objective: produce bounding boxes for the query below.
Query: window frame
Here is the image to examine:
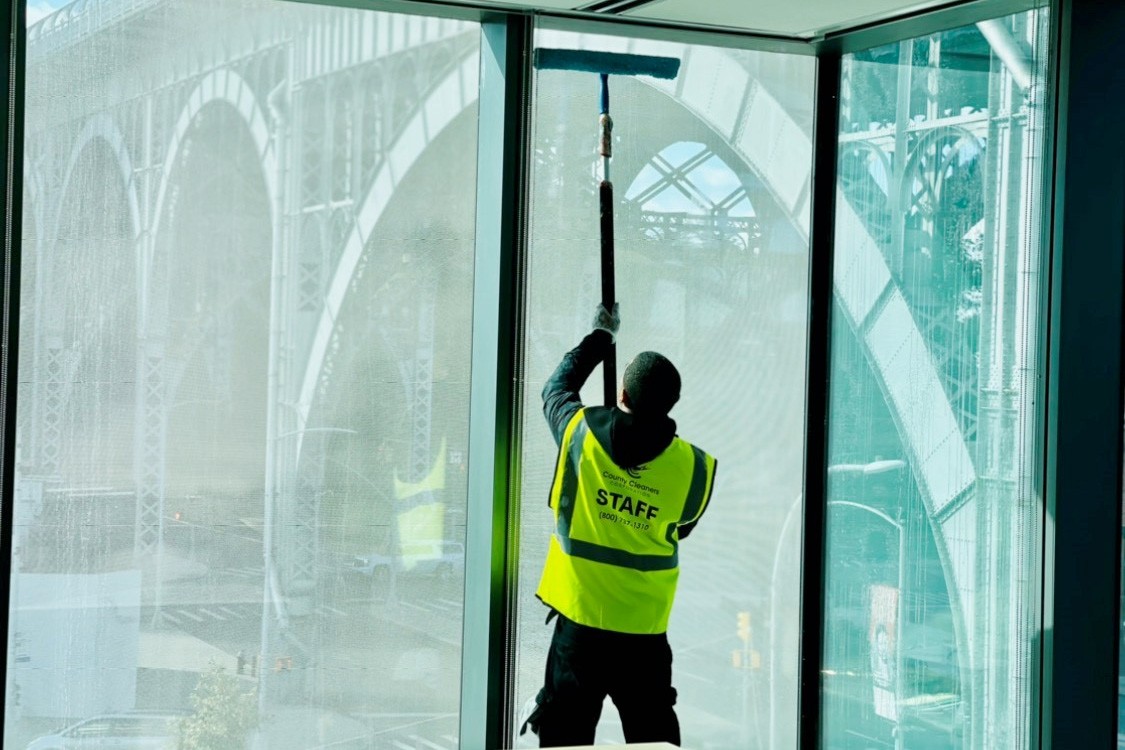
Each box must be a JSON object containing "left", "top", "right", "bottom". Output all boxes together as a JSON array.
[{"left": 0, "top": 2, "right": 28, "bottom": 739}]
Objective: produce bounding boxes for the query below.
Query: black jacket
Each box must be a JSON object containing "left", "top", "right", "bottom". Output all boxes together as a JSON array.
[{"left": 542, "top": 329, "right": 710, "bottom": 539}]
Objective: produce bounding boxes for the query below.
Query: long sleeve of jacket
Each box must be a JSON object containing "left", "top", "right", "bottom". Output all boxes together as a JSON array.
[{"left": 542, "top": 329, "right": 613, "bottom": 448}]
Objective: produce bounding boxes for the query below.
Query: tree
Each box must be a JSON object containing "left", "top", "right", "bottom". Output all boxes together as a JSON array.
[{"left": 178, "top": 664, "right": 258, "bottom": 750}]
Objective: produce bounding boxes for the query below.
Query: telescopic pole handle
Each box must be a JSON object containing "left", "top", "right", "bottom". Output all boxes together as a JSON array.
[
  {"left": 600, "top": 180, "right": 616, "bottom": 408},
  {"left": 598, "top": 73, "right": 616, "bottom": 408}
]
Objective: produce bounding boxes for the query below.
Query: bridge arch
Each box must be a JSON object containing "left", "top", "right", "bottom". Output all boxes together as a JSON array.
[
  {"left": 142, "top": 65, "right": 279, "bottom": 427},
  {"left": 296, "top": 50, "right": 479, "bottom": 437},
  {"left": 40, "top": 123, "right": 139, "bottom": 491},
  {"left": 53, "top": 113, "right": 142, "bottom": 244},
  {"left": 155, "top": 100, "right": 274, "bottom": 508},
  {"left": 151, "top": 67, "right": 278, "bottom": 277}
]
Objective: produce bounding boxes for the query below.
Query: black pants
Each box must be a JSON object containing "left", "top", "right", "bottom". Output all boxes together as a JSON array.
[{"left": 534, "top": 615, "right": 680, "bottom": 747}]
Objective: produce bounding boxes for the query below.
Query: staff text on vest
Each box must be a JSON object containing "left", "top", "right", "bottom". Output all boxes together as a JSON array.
[{"left": 595, "top": 488, "right": 660, "bottom": 519}]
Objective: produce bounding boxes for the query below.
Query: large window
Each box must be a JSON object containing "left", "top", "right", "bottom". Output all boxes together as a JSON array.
[
  {"left": 9, "top": 2, "right": 479, "bottom": 748},
  {"left": 823, "top": 9, "right": 1051, "bottom": 749},
  {"left": 0, "top": 2, "right": 1086, "bottom": 748},
  {"left": 514, "top": 28, "right": 815, "bottom": 748}
]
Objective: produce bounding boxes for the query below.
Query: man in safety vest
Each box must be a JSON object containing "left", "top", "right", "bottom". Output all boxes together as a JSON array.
[{"left": 521, "top": 303, "right": 718, "bottom": 747}]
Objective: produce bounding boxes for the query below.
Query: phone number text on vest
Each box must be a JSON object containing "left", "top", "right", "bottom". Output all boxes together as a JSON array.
[{"left": 595, "top": 468, "right": 662, "bottom": 532}]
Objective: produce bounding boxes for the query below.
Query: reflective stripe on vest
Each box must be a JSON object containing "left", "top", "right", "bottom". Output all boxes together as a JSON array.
[{"left": 536, "top": 408, "right": 716, "bottom": 633}]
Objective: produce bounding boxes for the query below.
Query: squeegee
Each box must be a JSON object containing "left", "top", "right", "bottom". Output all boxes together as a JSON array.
[{"left": 534, "top": 49, "right": 682, "bottom": 407}]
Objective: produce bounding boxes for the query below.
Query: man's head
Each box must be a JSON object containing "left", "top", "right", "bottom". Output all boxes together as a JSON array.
[{"left": 620, "top": 351, "right": 681, "bottom": 416}]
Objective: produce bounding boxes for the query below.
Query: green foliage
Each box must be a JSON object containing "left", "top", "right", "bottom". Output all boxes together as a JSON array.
[{"left": 177, "top": 664, "right": 258, "bottom": 750}]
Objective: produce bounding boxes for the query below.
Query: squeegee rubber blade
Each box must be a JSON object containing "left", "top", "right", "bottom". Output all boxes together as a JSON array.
[{"left": 533, "top": 48, "right": 680, "bottom": 79}]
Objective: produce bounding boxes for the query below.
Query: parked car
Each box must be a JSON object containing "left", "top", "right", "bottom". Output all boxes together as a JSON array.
[
  {"left": 25, "top": 711, "right": 184, "bottom": 749},
  {"left": 349, "top": 540, "right": 464, "bottom": 582}
]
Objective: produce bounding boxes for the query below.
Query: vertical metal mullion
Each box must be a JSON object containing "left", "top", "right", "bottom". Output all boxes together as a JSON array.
[
  {"left": 460, "top": 12, "right": 533, "bottom": 750},
  {"left": 798, "top": 50, "right": 841, "bottom": 750},
  {"left": 0, "top": 0, "right": 27, "bottom": 724},
  {"left": 1042, "top": 0, "right": 1125, "bottom": 747}
]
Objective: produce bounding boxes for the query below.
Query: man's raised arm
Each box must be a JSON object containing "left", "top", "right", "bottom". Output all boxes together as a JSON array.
[{"left": 541, "top": 304, "right": 619, "bottom": 446}]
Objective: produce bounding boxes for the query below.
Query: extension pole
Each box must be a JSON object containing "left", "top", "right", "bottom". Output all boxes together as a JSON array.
[{"left": 598, "top": 73, "right": 617, "bottom": 407}]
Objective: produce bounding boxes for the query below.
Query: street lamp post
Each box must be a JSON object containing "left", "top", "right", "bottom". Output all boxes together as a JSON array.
[
  {"left": 766, "top": 459, "right": 905, "bottom": 750},
  {"left": 825, "top": 459, "right": 907, "bottom": 750},
  {"left": 768, "top": 493, "right": 802, "bottom": 750}
]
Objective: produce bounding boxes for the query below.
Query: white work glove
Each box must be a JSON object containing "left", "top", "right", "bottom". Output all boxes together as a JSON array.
[{"left": 592, "top": 302, "right": 620, "bottom": 341}]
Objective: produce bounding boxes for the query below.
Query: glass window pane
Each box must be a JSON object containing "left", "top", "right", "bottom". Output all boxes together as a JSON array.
[
  {"left": 9, "top": 3, "right": 479, "bottom": 748},
  {"left": 516, "top": 28, "right": 815, "bottom": 748},
  {"left": 823, "top": 9, "right": 1051, "bottom": 749}
]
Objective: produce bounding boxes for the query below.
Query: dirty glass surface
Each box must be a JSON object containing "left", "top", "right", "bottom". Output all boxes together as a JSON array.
[
  {"left": 823, "top": 9, "right": 1051, "bottom": 750},
  {"left": 515, "top": 27, "right": 815, "bottom": 749},
  {"left": 9, "top": 2, "right": 478, "bottom": 748}
]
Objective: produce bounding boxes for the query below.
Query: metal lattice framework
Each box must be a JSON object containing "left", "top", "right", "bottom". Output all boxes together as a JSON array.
[
  {"left": 134, "top": 350, "right": 167, "bottom": 556},
  {"left": 39, "top": 339, "right": 64, "bottom": 477},
  {"left": 408, "top": 289, "right": 436, "bottom": 488}
]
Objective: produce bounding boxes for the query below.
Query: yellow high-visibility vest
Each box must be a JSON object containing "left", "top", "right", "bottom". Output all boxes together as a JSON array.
[{"left": 536, "top": 408, "right": 717, "bottom": 634}]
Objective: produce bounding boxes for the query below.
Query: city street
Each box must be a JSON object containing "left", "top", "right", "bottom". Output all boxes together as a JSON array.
[{"left": 10, "top": 520, "right": 469, "bottom": 750}]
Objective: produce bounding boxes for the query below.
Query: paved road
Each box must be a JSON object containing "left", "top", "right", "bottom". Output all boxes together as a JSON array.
[{"left": 144, "top": 563, "right": 466, "bottom": 748}]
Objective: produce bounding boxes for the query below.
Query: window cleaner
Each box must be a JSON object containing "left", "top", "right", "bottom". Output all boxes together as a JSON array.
[{"left": 522, "top": 50, "right": 718, "bottom": 750}]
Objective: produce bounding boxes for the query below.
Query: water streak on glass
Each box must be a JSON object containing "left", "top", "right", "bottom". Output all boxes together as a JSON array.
[{"left": 9, "top": 2, "right": 479, "bottom": 748}]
